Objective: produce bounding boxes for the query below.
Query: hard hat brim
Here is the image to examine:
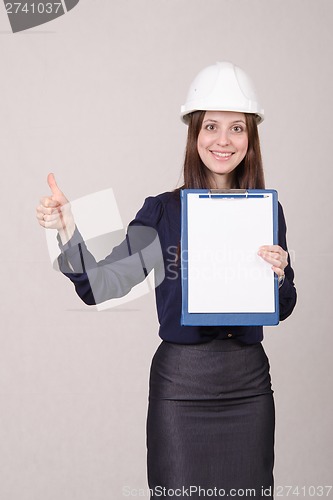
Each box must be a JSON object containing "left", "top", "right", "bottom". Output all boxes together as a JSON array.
[{"left": 180, "top": 106, "right": 264, "bottom": 125}]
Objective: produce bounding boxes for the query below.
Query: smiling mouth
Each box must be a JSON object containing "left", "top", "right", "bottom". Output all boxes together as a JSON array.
[{"left": 210, "top": 151, "right": 234, "bottom": 159}]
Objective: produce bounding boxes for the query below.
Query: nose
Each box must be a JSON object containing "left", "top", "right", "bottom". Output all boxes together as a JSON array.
[{"left": 217, "top": 129, "right": 230, "bottom": 146}]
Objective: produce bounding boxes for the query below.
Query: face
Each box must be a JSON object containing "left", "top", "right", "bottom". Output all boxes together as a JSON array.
[{"left": 197, "top": 110, "right": 248, "bottom": 188}]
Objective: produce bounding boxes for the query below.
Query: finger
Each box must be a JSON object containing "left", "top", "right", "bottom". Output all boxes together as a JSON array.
[
  {"left": 258, "top": 245, "right": 283, "bottom": 254},
  {"left": 42, "top": 212, "right": 63, "bottom": 223},
  {"left": 40, "top": 196, "right": 61, "bottom": 208},
  {"left": 43, "top": 219, "right": 64, "bottom": 229},
  {"left": 36, "top": 211, "right": 45, "bottom": 221},
  {"left": 47, "top": 172, "right": 62, "bottom": 196},
  {"left": 271, "top": 266, "right": 285, "bottom": 277},
  {"left": 258, "top": 249, "right": 288, "bottom": 268},
  {"left": 258, "top": 246, "right": 288, "bottom": 265},
  {"left": 36, "top": 204, "right": 58, "bottom": 216},
  {"left": 259, "top": 254, "right": 282, "bottom": 267},
  {"left": 258, "top": 250, "right": 281, "bottom": 260},
  {"left": 39, "top": 219, "right": 52, "bottom": 229}
]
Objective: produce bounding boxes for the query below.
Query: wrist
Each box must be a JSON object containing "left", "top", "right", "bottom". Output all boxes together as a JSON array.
[{"left": 58, "top": 218, "right": 76, "bottom": 245}]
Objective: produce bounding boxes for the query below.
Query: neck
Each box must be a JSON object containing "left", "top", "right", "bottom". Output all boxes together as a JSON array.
[{"left": 209, "top": 172, "right": 235, "bottom": 190}]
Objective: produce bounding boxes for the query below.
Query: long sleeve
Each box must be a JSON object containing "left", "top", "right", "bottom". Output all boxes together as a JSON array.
[
  {"left": 57, "top": 196, "right": 165, "bottom": 305},
  {"left": 277, "top": 202, "right": 297, "bottom": 320}
]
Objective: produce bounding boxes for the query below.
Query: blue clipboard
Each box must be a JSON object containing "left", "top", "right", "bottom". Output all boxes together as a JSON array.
[{"left": 181, "top": 189, "right": 279, "bottom": 326}]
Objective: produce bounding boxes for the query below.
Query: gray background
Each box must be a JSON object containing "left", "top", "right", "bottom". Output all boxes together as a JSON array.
[{"left": 0, "top": 0, "right": 332, "bottom": 498}]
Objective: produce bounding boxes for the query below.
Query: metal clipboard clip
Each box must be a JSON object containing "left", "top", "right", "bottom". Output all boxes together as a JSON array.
[{"left": 208, "top": 189, "right": 249, "bottom": 199}]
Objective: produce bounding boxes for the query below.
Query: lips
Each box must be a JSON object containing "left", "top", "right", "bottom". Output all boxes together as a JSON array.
[{"left": 210, "top": 150, "right": 234, "bottom": 160}]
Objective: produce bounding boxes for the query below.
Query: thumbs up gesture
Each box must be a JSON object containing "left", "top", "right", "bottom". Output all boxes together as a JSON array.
[
  {"left": 47, "top": 172, "right": 68, "bottom": 207},
  {"left": 36, "top": 173, "right": 75, "bottom": 244}
]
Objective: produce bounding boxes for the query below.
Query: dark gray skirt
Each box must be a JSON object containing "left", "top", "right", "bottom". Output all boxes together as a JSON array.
[{"left": 146, "top": 338, "right": 275, "bottom": 499}]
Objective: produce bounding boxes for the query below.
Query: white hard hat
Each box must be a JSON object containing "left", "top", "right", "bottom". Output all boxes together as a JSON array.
[{"left": 180, "top": 61, "right": 264, "bottom": 124}]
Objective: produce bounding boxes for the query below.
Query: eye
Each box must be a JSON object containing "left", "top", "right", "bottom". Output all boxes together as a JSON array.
[
  {"left": 232, "top": 125, "right": 244, "bottom": 133},
  {"left": 204, "top": 123, "right": 217, "bottom": 131}
]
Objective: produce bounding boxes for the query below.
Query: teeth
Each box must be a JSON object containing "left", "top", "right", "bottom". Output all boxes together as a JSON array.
[{"left": 212, "top": 152, "right": 232, "bottom": 157}]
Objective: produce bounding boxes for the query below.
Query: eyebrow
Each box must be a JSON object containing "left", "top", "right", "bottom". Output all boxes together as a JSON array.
[{"left": 203, "top": 119, "right": 246, "bottom": 124}]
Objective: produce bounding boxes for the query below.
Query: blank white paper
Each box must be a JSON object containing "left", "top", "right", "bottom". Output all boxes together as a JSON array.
[{"left": 187, "top": 194, "right": 275, "bottom": 313}]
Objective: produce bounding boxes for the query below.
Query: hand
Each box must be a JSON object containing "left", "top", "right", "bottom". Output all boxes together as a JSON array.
[
  {"left": 257, "top": 245, "right": 288, "bottom": 278},
  {"left": 36, "top": 173, "right": 75, "bottom": 243}
]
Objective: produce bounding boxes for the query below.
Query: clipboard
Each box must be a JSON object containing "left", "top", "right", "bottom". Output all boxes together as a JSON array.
[{"left": 181, "top": 189, "right": 279, "bottom": 326}]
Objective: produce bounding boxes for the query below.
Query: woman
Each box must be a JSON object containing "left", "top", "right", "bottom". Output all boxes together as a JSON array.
[{"left": 36, "top": 61, "right": 297, "bottom": 499}]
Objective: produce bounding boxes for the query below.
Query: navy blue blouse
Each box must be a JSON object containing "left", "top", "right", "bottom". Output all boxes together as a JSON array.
[{"left": 57, "top": 189, "right": 297, "bottom": 345}]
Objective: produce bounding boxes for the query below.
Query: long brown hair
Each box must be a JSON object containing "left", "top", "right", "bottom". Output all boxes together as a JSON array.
[
  {"left": 181, "top": 110, "right": 265, "bottom": 190},
  {"left": 174, "top": 110, "right": 265, "bottom": 262}
]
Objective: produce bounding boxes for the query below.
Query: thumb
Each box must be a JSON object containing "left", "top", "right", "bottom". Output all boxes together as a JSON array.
[
  {"left": 47, "top": 172, "right": 68, "bottom": 205},
  {"left": 47, "top": 172, "right": 62, "bottom": 196}
]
